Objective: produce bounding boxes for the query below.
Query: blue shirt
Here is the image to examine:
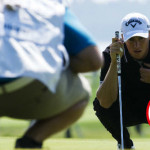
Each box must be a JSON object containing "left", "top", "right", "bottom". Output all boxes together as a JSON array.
[{"left": 64, "top": 8, "right": 96, "bottom": 56}]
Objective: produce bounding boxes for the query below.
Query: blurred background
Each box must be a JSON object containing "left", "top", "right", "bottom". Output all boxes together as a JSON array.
[
  {"left": 70, "top": 0, "right": 150, "bottom": 50},
  {"left": 0, "top": 0, "right": 150, "bottom": 146}
]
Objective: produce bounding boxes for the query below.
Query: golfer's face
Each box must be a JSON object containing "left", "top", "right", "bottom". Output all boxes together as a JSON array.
[{"left": 126, "top": 36, "right": 149, "bottom": 60}]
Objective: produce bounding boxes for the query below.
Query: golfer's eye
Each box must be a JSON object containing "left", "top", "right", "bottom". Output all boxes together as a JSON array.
[
  {"left": 129, "top": 37, "right": 135, "bottom": 41},
  {"left": 138, "top": 37, "right": 145, "bottom": 41},
  {"left": 128, "top": 38, "right": 135, "bottom": 42},
  {"left": 128, "top": 37, "right": 145, "bottom": 43}
]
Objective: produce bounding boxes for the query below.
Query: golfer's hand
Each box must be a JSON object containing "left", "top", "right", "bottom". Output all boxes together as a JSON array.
[
  {"left": 140, "top": 63, "right": 150, "bottom": 83},
  {"left": 110, "top": 41, "right": 124, "bottom": 63}
]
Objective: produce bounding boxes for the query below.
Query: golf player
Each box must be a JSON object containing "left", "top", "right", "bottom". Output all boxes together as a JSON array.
[
  {"left": 0, "top": 0, "right": 102, "bottom": 149},
  {"left": 93, "top": 12, "right": 150, "bottom": 149}
]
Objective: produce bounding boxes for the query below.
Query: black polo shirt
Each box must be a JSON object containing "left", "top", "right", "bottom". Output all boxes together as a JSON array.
[{"left": 100, "top": 42, "right": 150, "bottom": 106}]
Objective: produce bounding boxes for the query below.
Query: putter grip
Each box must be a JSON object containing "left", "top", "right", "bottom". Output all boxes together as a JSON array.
[
  {"left": 116, "top": 55, "right": 121, "bottom": 75},
  {"left": 112, "top": 31, "right": 121, "bottom": 75}
]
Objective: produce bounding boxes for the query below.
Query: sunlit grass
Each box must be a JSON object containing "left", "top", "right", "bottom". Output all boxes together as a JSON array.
[{"left": 0, "top": 137, "right": 149, "bottom": 150}]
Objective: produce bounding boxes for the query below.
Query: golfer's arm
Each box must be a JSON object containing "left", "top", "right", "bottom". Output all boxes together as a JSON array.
[{"left": 96, "top": 62, "right": 118, "bottom": 108}]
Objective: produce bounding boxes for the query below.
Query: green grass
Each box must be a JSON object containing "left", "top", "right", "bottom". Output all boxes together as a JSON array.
[
  {"left": 0, "top": 104, "right": 150, "bottom": 139},
  {"left": 45, "top": 138, "right": 150, "bottom": 150},
  {"left": 0, "top": 137, "right": 150, "bottom": 150},
  {"left": 0, "top": 72, "right": 150, "bottom": 149}
]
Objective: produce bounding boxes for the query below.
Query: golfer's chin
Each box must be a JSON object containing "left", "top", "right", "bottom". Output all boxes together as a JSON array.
[{"left": 131, "top": 52, "right": 146, "bottom": 60}]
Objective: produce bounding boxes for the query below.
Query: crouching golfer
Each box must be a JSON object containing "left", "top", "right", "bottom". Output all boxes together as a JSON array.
[
  {"left": 0, "top": 0, "right": 102, "bottom": 149},
  {"left": 93, "top": 12, "right": 150, "bottom": 149}
]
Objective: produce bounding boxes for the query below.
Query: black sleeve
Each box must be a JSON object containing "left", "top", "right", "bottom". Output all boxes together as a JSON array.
[{"left": 100, "top": 47, "right": 111, "bottom": 82}]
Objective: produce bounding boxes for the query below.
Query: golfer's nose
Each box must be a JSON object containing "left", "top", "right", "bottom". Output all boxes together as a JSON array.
[{"left": 134, "top": 41, "right": 140, "bottom": 48}]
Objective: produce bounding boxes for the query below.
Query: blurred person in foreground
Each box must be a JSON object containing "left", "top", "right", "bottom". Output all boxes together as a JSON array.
[
  {"left": 93, "top": 12, "right": 150, "bottom": 150},
  {"left": 0, "top": 0, "right": 102, "bottom": 149},
  {"left": 64, "top": 7, "right": 102, "bottom": 138}
]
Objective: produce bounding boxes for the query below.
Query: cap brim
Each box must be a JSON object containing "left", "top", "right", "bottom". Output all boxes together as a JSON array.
[{"left": 123, "top": 30, "right": 149, "bottom": 42}]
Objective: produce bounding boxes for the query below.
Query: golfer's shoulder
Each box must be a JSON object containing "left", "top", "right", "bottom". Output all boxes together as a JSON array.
[
  {"left": 103, "top": 45, "right": 110, "bottom": 53},
  {"left": 100, "top": 46, "right": 111, "bottom": 70},
  {"left": 102, "top": 45, "right": 111, "bottom": 62}
]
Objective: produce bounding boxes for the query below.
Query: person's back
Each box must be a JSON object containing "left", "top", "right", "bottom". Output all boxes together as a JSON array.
[
  {"left": 0, "top": 1, "right": 92, "bottom": 149},
  {"left": 0, "top": 0, "right": 68, "bottom": 92}
]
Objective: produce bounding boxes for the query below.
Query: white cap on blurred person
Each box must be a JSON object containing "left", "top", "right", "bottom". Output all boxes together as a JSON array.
[{"left": 121, "top": 12, "right": 150, "bottom": 42}]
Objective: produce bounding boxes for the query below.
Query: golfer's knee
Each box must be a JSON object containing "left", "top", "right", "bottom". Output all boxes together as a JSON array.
[
  {"left": 68, "top": 99, "right": 88, "bottom": 120},
  {"left": 75, "top": 99, "right": 88, "bottom": 109},
  {"left": 70, "top": 99, "right": 88, "bottom": 113}
]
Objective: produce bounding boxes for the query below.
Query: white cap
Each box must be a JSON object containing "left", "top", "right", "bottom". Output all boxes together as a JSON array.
[{"left": 121, "top": 12, "right": 150, "bottom": 42}]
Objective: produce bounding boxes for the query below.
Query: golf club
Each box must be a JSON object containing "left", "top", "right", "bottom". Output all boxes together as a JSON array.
[{"left": 112, "top": 31, "right": 124, "bottom": 150}]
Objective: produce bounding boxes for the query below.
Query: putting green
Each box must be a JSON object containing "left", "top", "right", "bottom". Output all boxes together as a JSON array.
[{"left": 0, "top": 137, "right": 149, "bottom": 150}]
